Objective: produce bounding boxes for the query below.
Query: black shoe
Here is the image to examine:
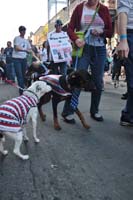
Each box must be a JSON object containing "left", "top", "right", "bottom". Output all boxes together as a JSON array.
[
  {"left": 121, "top": 96, "right": 127, "bottom": 100},
  {"left": 61, "top": 114, "right": 76, "bottom": 124},
  {"left": 91, "top": 113, "right": 104, "bottom": 122},
  {"left": 120, "top": 116, "right": 133, "bottom": 126},
  {"left": 121, "top": 92, "right": 128, "bottom": 100}
]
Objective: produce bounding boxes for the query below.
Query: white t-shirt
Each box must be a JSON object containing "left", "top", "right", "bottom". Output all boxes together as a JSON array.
[
  {"left": 81, "top": 4, "right": 105, "bottom": 46},
  {"left": 12, "top": 36, "right": 31, "bottom": 59},
  {"left": 40, "top": 48, "right": 48, "bottom": 62}
]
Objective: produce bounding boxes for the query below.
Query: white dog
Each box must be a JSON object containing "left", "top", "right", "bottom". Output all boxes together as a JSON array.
[{"left": 0, "top": 81, "right": 51, "bottom": 160}]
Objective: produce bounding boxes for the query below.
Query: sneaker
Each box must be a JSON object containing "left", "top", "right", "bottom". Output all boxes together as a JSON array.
[
  {"left": 120, "top": 117, "right": 133, "bottom": 126},
  {"left": 91, "top": 113, "right": 104, "bottom": 122}
]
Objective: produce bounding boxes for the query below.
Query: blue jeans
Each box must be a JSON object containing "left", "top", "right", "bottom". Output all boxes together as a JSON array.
[
  {"left": 6, "top": 62, "right": 15, "bottom": 82},
  {"left": 122, "top": 33, "right": 133, "bottom": 121},
  {"left": 13, "top": 58, "right": 27, "bottom": 95},
  {"left": 62, "top": 44, "right": 106, "bottom": 116}
]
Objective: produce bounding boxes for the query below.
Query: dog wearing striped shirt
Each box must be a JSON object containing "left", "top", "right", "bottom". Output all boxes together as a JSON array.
[
  {"left": 38, "top": 69, "right": 96, "bottom": 130},
  {"left": 0, "top": 81, "right": 51, "bottom": 160},
  {"left": 25, "top": 67, "right": 96, "bottom": 130}
]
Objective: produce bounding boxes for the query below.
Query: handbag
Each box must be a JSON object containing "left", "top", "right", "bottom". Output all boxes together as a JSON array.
[
  {"left": 72, "top": 5, "right": 100, "bottom": 58},
  {"left": 72, "top": 31, "right": 85, "bottom": 58}
]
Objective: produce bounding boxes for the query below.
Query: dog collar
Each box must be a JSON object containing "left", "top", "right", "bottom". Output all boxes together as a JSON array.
[{"left": 23, "top": 89, "right": 39, "bottom": 103}]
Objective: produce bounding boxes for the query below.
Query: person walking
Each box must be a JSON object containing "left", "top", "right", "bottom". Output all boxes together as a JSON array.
[
  {"left": 12, "top": 26, "right": 31, "bottom": 95},
  {"left": 117, "top": 0, "right": 133, "bottom": 126},
  {"left": 40, "top": 41, "right": 48, "bottom": 63},
  {"left": 0, "top": 48, "right": 6, "bottom": 80},
  {"left": 0, "top": 48, "right": 6, "bottom": 64},
  {"left": 29, "top": 39, "right": 39, "bottom": 58},
  {"left": 4, "top": 41, "right": 15, "bottom": 82},
  {"left": 62, "top": 0, "right": 112, "bottom": 123},
  {"left": 27, "top": 39, "right": 40, "bottom": 67}
]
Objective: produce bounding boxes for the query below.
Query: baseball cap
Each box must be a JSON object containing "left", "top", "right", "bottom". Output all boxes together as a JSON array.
[{"left": 55, "top": 19, "right": 63, "bottom": 26}]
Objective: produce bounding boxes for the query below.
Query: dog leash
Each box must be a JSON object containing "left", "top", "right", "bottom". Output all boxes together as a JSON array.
[
  {"left": 70, "top": 49, "right": 81, "bottom": 110},
  {"left": 74, "top": 49, "right": 80, "bottom": 71},
  {"left": 4, "top": 79, "right": 40, "bottom": 102},
  {"left": 4, "top": 79, "right": 25, "bottom": 91},
  {"left": 41, "top": 63, "right": 50, "bottom": 75}
]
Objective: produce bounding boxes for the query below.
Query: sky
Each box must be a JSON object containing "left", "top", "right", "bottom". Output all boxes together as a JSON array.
[{"left": 0, "top": 0, "right": 48, "bottom": 47}]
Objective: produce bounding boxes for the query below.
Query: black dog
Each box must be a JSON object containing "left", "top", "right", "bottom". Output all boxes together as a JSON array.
[
  {"left": 25, "top": 64, "right": 95, "bottom": 130},
  {"left": 38, "top": 69, "right": 95, "bottom": 130},
  {"left": 25, "top": 61, "right": 52, "bottom": 87}
]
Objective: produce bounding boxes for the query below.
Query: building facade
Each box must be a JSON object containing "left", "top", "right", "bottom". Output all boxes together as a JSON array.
[{"left": 33, "top": 0, "right": 117, "bottom": 47}]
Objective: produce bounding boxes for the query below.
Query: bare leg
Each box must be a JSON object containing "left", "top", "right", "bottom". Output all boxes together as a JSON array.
[
  {"left": 38, "top": 107, "right": 46, "bottom": 121},
  {"left": 31, "top": 112, "right": 40, "bottom": 143},
  {"left": 0, "top": 136, "right": 8, "bottom": 155},
  {"left": 52, "top": 96, "right": 61, "bottom": 130},
  {"left": 23, "top": 127, "right": 29, "bottom": 141},
  {"left": 13, "top": 132, "right": 29, "bottom": 160},
  {"left": 75, "top": 108, "right": 90, "bottom": 129}
]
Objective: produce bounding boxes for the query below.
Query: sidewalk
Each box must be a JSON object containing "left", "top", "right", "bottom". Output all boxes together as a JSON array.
[{"left": 103, "top": 73, "right": 127, "bottom": 96}]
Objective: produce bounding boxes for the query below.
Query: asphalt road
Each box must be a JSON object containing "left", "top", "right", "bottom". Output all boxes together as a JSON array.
[{"left": 0, "top": 81, "right": 133, "bottom": 200}]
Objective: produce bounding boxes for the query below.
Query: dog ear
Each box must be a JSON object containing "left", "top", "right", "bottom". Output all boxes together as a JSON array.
[
  {"left": 36, "top": 84, "right": 42, "bottom": 92},
  {"left": 68, "top": 72, "right": 82, "bottom": 88}
]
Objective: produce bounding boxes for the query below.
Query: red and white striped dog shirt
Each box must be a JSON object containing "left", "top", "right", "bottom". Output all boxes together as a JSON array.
[{"left": 0, "top": 95, "right": 37, "bottom": 133}]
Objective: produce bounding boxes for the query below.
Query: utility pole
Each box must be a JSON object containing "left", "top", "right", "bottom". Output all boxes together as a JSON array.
[{"left": 67, "top": 0, "right": 70, "bottom": 19}]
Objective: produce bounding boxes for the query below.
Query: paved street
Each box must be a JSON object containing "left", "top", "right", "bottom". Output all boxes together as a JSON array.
[{"left": 0, "top": 78, "right": 133, "bottom": 200}]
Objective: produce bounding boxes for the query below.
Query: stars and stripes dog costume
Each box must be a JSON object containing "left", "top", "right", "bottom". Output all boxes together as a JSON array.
[
  {"left": 0, "top": 95, "right": 37, "bottom": 133},
  {"left": 39, "top": 74, "right": 80, "bottom": 110},
  {"left": 40, "top": 75, "right": 71, "bottom": 96}
]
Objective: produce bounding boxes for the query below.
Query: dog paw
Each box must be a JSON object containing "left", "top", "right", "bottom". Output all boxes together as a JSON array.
[
  {"left": 34, "top": 138, "right": 40, "bottom": 143},
  {"left": 3, "top": 150, "right": 8, "bottom": 155},
  {"left": 54, "top": 125, "right": 62, "bottom": 131},
  {"left": 84, "top": 124, "right": 91, "bottom": 129},
  {"left": 23, "top": 136, "right": 29, "bottom": 142},
  {"left": 41, "top": 114, "right": 46, "bottom": 121},
  {"left": 22, "top": 155, "right": 29, "bottom": 160},
  {"left": 13, "top": 150, "right": 29, "bottom": 160},
  {"left": 1, "top": 137, "right": 5, "bottom": 142}
]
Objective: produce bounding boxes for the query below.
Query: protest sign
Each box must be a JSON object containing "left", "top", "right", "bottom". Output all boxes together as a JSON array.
[{"left": 48, "top": 31, "right": 72, "bottom": 63}]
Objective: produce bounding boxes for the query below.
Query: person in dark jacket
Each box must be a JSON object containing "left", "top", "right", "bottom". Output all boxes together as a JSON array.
[{"left": 4, "top": 41, "right": 15, "bottom": 82}]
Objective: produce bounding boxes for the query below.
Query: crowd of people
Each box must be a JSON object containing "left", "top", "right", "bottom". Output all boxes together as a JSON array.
[{"left": 0, "top": 0, "right": 132, "bottom": 127}]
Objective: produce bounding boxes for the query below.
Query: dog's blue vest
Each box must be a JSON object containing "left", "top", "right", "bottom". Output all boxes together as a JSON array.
[{"left": 0, "top": 95, "right": 37, "bottom": 133}]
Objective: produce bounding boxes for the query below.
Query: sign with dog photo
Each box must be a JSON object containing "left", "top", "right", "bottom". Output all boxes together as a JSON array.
[{"left": 48, "top": 31, "right": 72, "bottom": 63}]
